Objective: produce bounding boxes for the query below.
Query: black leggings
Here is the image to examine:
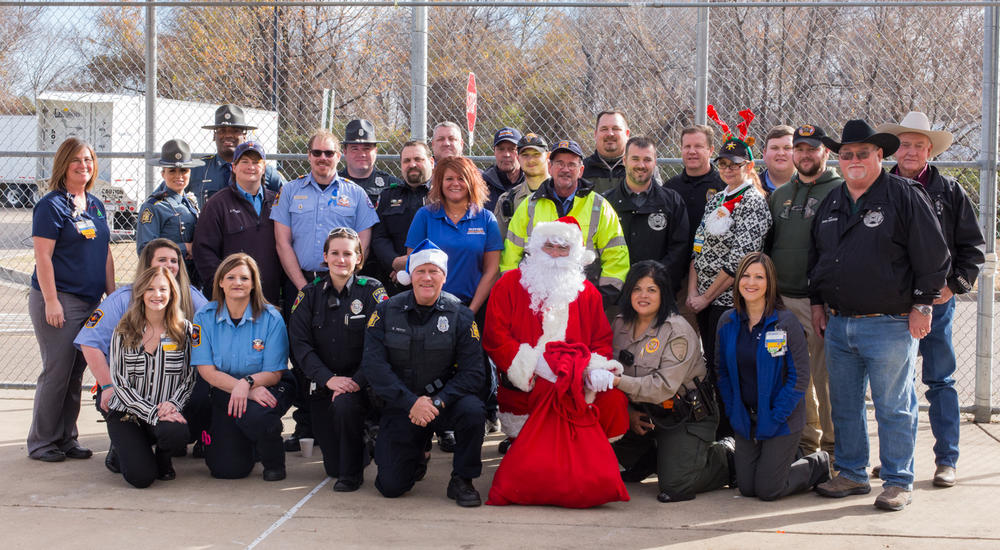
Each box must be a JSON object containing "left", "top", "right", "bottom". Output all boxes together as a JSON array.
[{"left": 105, "top": 411, "right": 188, "bottom": 488}]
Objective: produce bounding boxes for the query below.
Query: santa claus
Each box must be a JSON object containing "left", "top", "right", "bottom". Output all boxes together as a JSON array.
[{"left": 484, "top": 216, "right": 629, "bottom": 452}]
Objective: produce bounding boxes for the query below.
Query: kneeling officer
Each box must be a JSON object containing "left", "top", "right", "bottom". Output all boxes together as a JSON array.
[{"left": 362, "top": 239, "right": 486, "bottom": 507}]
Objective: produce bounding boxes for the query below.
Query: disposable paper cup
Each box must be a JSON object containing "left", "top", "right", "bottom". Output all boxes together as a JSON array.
[{"left": 300, "top": 438, "right": 315, "bottom": 458}]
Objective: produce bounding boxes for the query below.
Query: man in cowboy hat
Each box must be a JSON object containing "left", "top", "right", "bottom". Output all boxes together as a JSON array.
[
  {"left": 809, "top": 119, "right": 950, "bottom": 511},
  {"left": 874, "top": 111, "right": 986, "bottom": 488},
  {"left": 338, "top": 118, "right": 404, "bottom": 201},
  {"left": 189, "top": 104, "right": 286, "bottom": 208}
]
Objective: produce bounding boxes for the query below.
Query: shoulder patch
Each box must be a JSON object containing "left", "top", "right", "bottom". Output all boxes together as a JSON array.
[
  {"left": 470, "top": 321, "right": 480, "bottom": 340},
  {"left": 372, "top": 286, "right": 388, "bottom": 302},
  {"left": 668, "top": 337, "right": 688, "bottom": 362},
  {"left": 290, "top": 290, "right": 305, "bottom": 313},
  {"left": 84, "top": 309, "right": 103, "bottom": 328},
  {"left": 367, "top": 311, "right": 380, "bottom": 328},
  {"left": 191, "top": 324, "right": 202, "bottom": 347},
  {"left": 140, "top": 209, "right": 154, "bottom": 224}
]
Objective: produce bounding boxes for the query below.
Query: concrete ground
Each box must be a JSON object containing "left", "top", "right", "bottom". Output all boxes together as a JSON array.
[{"left": 1, "top": 389, "right": 998, "bottom": 549}]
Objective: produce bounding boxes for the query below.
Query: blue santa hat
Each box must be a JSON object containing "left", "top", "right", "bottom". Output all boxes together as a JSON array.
[{"left": 396, "top": 239, "right": 448, "bottom": 286}]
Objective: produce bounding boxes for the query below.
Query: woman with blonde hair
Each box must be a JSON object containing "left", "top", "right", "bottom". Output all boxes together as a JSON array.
[
  {"left": 28, "top": 137, "right": 115, "bottom": 463},
  {"left": 106, "top": 266, "right": 196, "bottom": 487}
]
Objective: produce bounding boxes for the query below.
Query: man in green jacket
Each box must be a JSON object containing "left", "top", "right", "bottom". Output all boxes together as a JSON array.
[{"left": 766, "top": 124, "right": 842, "bottom": 458}]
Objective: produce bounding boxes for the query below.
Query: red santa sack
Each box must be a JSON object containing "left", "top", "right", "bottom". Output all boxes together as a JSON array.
[{"left": 487, "top": 341, "right": 630, "bottom": 508}]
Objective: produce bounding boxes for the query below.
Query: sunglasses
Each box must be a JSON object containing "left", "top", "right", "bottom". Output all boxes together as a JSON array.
[
  {"left": 328, "top": 227, "right": 359, "bottom": 238},
  {"left": 310, "top": 149, "right": 339, "bottom": 158},
  {"left": 838, "top": 149, "right": 875, "bottom": 161}
]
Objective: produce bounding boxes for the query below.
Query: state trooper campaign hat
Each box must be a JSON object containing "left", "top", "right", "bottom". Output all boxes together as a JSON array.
[
  {"left": 821, "top": 119, "right": 899, "bottom": 156},
  {"left": 147, "top": 139, "right": 205, "bottom": 168},
  {"left": 343, "top": 119, "right": 386, "bottom": 145},
  {"left": 202, "top": 104, "right": 258, "bottom": 130},
  {"left": 792, "top": 124, "right": 828, "bottom": 148},
  {"left": 233, "top": 141, "right": 267, "bottom": 163},
  {"left": 517, "top": 133, "right": 548, "bottom": 153},
  {"left": 492, "top": 127, "right": 522, "bottom": 147},
  {"left": 549, "top": 139, "right": 584, "bottom": 159}
]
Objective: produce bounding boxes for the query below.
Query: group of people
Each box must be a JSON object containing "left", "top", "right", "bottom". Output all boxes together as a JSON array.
[{"left": 26, "top": 103, "right": 984, "bottom": 513}]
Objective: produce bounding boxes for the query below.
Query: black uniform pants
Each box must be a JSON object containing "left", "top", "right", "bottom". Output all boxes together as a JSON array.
[
  {"left": 282, "top": 277, "right": 313, "bottom": 438},
  {"left": 310, "top": 390, "right": 368, "bottom": 480},
  {"left": 105, "top": 411, "right": 188, "bottom": 488},
  {"left": 697, "top": 304, "right": 733, "bottom": 440},
  {"left": 374, "top": 394, "right": 485, "bottom": 498},
  {"left": 204, "top": 380, "right": 294, "bottom": 479},
  {"left": 182, "top": 375, "right": 212, "bottom": 444},
  {"left": 734, "top": 430, "right": 828, "bottom": 501}
]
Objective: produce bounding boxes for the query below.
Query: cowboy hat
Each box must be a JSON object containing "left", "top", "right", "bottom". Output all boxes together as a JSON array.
[
  {"left": 147, "top": 139, "right": 205, "bottom": 168},
  {"left": 821, "top": 119, "right": 900, "bottom": 156},
  {"left": 201, "top": 104, "right": 258, "bottom": 131},
  {"left": 875, "top": 111, "right": 954, "bottom": 158}
]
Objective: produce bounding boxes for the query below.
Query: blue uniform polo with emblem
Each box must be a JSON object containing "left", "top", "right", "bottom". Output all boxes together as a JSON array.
[
  {"left": 404, "top": 204, "right": 503, "bottom": 303},
  {"left": 32, "top": 190, "right": 111, "bottom": 303},
  {"left": 189, "top": 153, "right": 285, "bottom": 209},
  {"left": 136, "top": 183, "right": 200, "bottom": 254},
  {"left": 269, "top": 173, "right": 379, "bottom": 272},
  {"left": 190, "top": 302, "right": 289, "bottom": 378},
  {"left": 74, "top": 285, "right": 210, "bottom": 355}
]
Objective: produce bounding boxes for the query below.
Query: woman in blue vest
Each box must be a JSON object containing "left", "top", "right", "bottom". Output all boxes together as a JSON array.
[{"left": 715, "top": 252, "right": 829, "bottom": 500}]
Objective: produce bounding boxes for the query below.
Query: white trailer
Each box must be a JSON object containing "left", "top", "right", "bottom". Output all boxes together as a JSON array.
[{"left": 0, "top": 115, "right": 41, "bottom": 208}]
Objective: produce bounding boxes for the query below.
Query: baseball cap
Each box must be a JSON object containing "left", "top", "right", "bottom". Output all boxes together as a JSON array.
[
  {"left": 233, "top": 141, "right": 266, "bottom": 163},
  {"left": 493, "top": 127, "right": 522, "bottom": 147},
  {"left": 793, "top": 124, "right": 827, "bottom": 147},
  {"left": 517, "top": 133, "right": 548, "bottom": 153},
  {"left": 550, "top": 139, "right": 584, "bottom": 159}
]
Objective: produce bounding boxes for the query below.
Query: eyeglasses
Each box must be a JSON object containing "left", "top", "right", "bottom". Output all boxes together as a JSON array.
[
  {"left": 716, "top": 161, "right": 748, "bottom": 171},
  {"left": 328, "top": 227, "right": 359, "bottom": 238},
  {"left": 551, "top": 160, "right": 581, "bottom": 169},
  {"left": 838, "top": 149, "right": 875, "bottom": 161},
  {"left": 310, "top": 149, "right": 339, "bottom": 158}
]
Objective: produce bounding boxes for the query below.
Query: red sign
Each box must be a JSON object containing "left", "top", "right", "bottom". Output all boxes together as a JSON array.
[{"left": 466, "top": 72, "right": 477, "bottom": 135}]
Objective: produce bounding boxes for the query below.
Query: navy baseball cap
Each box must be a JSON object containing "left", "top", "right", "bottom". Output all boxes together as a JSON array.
[
  {"left": 550, "top": 139, "right": 584, "bottom": 159},
  {"left": 493, "top": 127, "right": 522, "bottom": 147},
  {"left": 233, "top": 141, "right": 266, "bottom": 162},
  {"left": 793, "top": 124, "right": 827, "bottom": 147}
]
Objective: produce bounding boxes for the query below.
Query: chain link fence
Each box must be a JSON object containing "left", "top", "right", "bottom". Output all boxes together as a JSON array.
[{"left": 0, "top": 1, "right": 995, "bottom": 416}]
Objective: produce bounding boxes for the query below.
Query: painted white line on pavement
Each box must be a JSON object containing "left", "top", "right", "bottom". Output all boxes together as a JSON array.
[{"left": 246, "top": 476, "right": 331, "bottom": 549}]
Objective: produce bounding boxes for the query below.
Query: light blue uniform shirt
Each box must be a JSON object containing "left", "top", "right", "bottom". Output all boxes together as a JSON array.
[
  {"left": 237, "top": 184, "right": 265, "bottom": 216},
  {"left": 190, "top": 302, "right": 288, "bottom": 378},
  {"left": 269, "top": 173, "right": 379, "bottom": 272},
  {"left": 74, "top": 284, "right": 209, "bottom": 355}
]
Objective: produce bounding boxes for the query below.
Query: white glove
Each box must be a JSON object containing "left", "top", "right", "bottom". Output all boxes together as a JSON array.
[
  {"left": 586, "top": 369, "right": 615, "bottom": 392},
  {"left": 534, "top": 354, "right": 557, "bottom": 383}
]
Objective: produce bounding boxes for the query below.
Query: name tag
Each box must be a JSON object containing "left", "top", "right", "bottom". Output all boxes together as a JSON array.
[
  {"left": 75, "top": 219, "right": 97, "bottom": 239},
  {"left": 161, "top": 336, "right": 177, "bottom": 352},
  {"left": 467, "top": 227, "right": 485, "bottom": 235},
  {"left": 765, "top": 330, "right": 787, "bottom": 357},
  {"left": 693, "top": 235, "right": 704, "bottom": 253}
]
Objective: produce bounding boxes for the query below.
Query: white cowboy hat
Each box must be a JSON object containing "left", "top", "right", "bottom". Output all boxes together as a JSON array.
[{"left": 875, "top": 111, "right": 954, "bottom": 158}]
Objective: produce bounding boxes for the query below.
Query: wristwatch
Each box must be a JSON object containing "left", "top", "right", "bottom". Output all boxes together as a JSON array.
[
  {"left": 244, "top": 375, "right": 255, "bottom": 388},
  {"left": 432, "top": 397, "right": 445, "bottom": 410},
  {"left": 912, "top": 304, "right": 933, "bottom": 316}
]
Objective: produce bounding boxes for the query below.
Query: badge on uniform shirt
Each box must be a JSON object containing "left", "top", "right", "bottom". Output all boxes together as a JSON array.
[
  {"left": 669, "top": 337, "right": 688, "bottom": 362},
  {"left": 765, "top": 330, "right": 787, "bottom": 357},
  {"left": 863, "top": 210, "right": 884, "bottom": 228},
  {"left": 140, "top": 209, "right": 153, "bottom": 224},
  {"left": 375, "top": 176, "right": 385, "bottom": 188},
  {"left": 647, "top": 212, "right": 667, "bottom": 231},
  {"left": 85, "top": 309, "right": 104, "bottom": 328},
  {"left": 75, "top": 218, "right": 97, "bottom": 239},
  {"left": 437, "top": 316, "right": 449, "bottom": 333},
  {"left": 644, "top": 338, "right": 660, "bottom": 354},
  {"left": 252, "top": 338, "right": 265, "bottom": 351},
  {"left": 191, "top": 324, "right": 201, "bottom": 347},
  {"left": 350, "top": 299, "right": 363, "bottom": 314},
  {"left": 337, "top": 196, "right": 351, "bottom": 207},
  {"left": 390, "top": 198, "right": 402, "bottom": 207}
]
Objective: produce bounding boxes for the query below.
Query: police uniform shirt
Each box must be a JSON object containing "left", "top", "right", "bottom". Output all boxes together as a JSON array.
[
  {"left": 808, "top": 170, "right": 950, "bottom": 315},
  {"left": 361, "top": 291, "right": 483, "bottom": 411},
  {"left": 32, "top": 190, "right": 111, "bottom": 303},
  {"left": 611, "top": 314, "right": 705, "bottom": 405},
  {"left": 136, "top": 183, "right": 200, "bottom": 254},
  {"left": 190, "top": 302, "right": 289, "bottom": 378},
  {"left": 338, "top": 168, "right": 404, "bottom": 201},
  {"left": 288, "top": 275, "right": 388, "bottom": 388},
  {"left": 371, "top": 182, "right": 429, "bottom": 273},
  {"left": 74, "top": 285, "right": 210, "bottom": 356},
  {"left": 189, "top": 154, "right": 286, "bottom": 209},
  {"left": 269, "top": 173, "right": 379, "bottom": 272}
]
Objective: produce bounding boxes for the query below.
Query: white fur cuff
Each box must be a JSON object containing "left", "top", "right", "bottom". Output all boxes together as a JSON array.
[
  {"left": 508, "top": 343, "right": 540, "bottom": 392},
  {"left": 588, "top": 354, "right": 624, "bottom": 376}
]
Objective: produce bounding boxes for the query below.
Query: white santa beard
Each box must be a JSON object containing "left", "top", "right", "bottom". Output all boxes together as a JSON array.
[{"left": 519, "top": 254, "right": 585, "bottom": 345}]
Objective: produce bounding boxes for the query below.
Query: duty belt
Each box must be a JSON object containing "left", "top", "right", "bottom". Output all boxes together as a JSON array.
[{"left": 828, "top": 308, "right": 908, "bottom": 318}]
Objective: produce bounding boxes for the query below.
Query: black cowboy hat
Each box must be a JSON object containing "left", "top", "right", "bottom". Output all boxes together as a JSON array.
[
  {"left": 821, "top": 119, "right": 900, "bottom": 156},
  {"left": 201, "top": 104, "right": 258, "bottom": 131},
  {"left": 147, "top": 139, "right": 205, "bottom": 168}
]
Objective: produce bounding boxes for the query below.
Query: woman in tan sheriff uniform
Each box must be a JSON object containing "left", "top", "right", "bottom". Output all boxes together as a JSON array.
[{"left": 610, "top": 260, "right": 734, "bottom": 503}]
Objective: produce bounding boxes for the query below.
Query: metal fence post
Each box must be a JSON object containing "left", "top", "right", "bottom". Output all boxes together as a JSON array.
[
  {"left": 410, "top": 5, "right": 428, "bottom": 141},
  {"left": 976, "top": 5, "right": 998, "bottom": 423},
  {"left": 144, "top": 1, "right": 157, "bottom": 196},
  {"left": 694, "top": 6, "right": 709, "bottom": 125}
]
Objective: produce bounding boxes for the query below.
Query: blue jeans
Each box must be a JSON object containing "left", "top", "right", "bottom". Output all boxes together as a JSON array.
[
  {"left": 919, "top": 297, "right": 959, "bottom": 468},
  {"left": 825, "top": 314, "right": 918, "bottom": 489}
]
